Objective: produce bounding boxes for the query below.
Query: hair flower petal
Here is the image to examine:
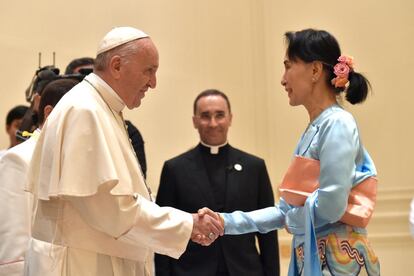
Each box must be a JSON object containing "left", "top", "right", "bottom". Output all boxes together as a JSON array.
[
  {"left": 331, "top": 77, "right": 349, "bottom": 88},
  {"left": 331, "top": 55, "right": 354, "bottom": 88},
  {"left": 333, "top": 63, "right": 350, "bottom": 78},
  {"left": 338, "top": 55, "right": 354, "bottom": 69}
]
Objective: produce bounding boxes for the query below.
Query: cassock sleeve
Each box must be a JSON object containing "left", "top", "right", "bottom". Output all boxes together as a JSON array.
[{"left": 66, "top": 181, "right": 193, "bottom": 259}]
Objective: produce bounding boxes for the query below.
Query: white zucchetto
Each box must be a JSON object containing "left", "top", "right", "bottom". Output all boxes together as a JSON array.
[{"left": 97, "top": 26, "right": 149, "bottom": 55}]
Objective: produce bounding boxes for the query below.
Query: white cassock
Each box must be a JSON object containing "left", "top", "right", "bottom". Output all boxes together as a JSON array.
[
  {"left": 24, "top": 73, "right": 193, "bottom": 276},
  {"left": 0, "top": 130, "right": 39, "bottom": 275}
]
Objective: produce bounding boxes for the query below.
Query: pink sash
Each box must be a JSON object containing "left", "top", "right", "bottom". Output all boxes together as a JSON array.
[{"left": 279, "top": 156, "right": 377, "bottom": 228}]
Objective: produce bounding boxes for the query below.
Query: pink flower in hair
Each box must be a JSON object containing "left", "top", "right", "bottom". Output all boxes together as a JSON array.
[
  {"left": 338, "top": 55, "right": 354, "bottom": 69},
  {"left": 331, "top": 55, "right": 354, "bottom": 88},
  {"left": 333, "top": 63, "right": 350, "bottom": 78}
]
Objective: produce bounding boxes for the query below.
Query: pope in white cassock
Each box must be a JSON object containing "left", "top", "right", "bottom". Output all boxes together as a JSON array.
[{"left": 24, "top": 27, "right": 223, "bottom": 276}]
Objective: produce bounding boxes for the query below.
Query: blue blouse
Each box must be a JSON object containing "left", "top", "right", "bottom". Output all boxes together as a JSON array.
[{"left": 222, "top": 104, "right": 376, "bottom": 245}]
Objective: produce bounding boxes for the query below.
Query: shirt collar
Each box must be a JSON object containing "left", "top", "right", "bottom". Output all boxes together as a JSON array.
[
  {"left": 85, "top": 73, "right": 125, "bottom": 113},
  {"left": 199, "top": 140, "right": 229, "bottom": 155}
]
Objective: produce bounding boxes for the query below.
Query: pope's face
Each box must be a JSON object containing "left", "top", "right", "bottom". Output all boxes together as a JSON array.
[
  {"left": 193, "top": 95, "right": 232, "bottom": 146},
  {"left": 118, "top": 39, "right": 159, "bottom": 109}
]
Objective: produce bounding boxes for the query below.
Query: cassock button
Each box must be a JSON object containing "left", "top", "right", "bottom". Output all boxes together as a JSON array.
[{"left": 234, "top": 164, "right": 242, "bottom": 171}]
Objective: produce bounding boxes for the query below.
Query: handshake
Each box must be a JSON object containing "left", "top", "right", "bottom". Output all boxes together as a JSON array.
[{"left": 191, "top": 207, "right": 224, "bottom": 246}]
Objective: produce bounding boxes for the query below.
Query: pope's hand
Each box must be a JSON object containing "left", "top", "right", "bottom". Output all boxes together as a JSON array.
[{"left": 191, "top": 207, "right": 224, "bottom": 246}]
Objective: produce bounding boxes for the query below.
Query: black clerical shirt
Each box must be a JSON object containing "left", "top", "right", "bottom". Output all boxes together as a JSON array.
[
  {"left": 198, "top": 143, "right": 230, "bottom": 211},
  {"left": 198, "top": 143, "right": 230, "bottom": 275}
]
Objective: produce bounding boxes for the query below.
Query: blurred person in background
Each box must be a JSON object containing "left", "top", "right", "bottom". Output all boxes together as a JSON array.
[{"left": 0, "top": 105, "right": 29, "bottom": 157}]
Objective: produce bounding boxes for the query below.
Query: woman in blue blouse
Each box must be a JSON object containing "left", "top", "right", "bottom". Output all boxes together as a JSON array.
[{"left": 199, "top": 29, "right": 380, "bottom": 275}]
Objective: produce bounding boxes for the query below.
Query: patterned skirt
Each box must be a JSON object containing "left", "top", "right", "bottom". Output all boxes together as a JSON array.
[{"left": 295, "top": 228, "right": 380, "bottom": 276}]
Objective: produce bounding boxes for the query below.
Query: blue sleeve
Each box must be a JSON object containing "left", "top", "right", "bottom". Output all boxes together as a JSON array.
[
  {"left": 222, "top": 206, "right": 285, "bottom": 235},
  {"left": 285, "top": 115, "right": 359, "bottom": 234}
]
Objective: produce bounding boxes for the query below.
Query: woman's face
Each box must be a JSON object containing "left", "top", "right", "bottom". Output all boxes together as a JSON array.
[{"left": 280, "top": 55, "right": 314, "bottom": 106}]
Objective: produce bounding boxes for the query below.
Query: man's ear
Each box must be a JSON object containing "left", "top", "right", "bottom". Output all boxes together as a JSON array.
[
  {"left": 43, "top": 105, "right": 54, "bottom": 121},
  {"left": 108, "top": 55, "right": 122, "bottom": 79}
]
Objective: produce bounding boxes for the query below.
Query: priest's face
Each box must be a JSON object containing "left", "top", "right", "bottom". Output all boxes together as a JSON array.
[
  {"left": 193, "top": 95, "right": 232, "bottom": 145},
  {"left": 117, "top": 39, "right": 159, "bottom": 109}
]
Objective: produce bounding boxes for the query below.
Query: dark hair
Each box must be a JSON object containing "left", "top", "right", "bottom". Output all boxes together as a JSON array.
[
  {"left": 32, "top": 66, "right": 60, "bottom": 96},
  {"left": 38, "top": 79, "right": 79, "bottom": 124},
  {"left": 65, "top": 57, "right": 94, "bottom": 75},
  {"left": 6, "top": 105, "right": 29, "bottom": 125},
  {"left": 285, "top": 29, "right": 370, "bottom": 104},
  {"left": 193, "top": 89, "right": 231, "bottom": 114}
]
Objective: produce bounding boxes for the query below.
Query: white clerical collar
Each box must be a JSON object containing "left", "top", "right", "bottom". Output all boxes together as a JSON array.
[
  {"left": 200, "top": 141, "right": 228, "bottom": 155},
  {"left": 85, "top": 73, "right": 125, "bottom": 113}
]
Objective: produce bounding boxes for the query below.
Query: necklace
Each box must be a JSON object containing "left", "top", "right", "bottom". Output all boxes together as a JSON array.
[{"left": 84, "top": 78, "right": 153, "bottom": 201}]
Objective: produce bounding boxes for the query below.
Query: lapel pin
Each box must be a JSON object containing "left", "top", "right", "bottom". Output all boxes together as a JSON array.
[{"left": 234, "top": 163, "right": 242, "bottom": 171}]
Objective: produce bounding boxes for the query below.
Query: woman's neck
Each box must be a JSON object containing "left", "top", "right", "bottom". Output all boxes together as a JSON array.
[{"left": 305, "top": 92, "right": 337, "bottom": 122}]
